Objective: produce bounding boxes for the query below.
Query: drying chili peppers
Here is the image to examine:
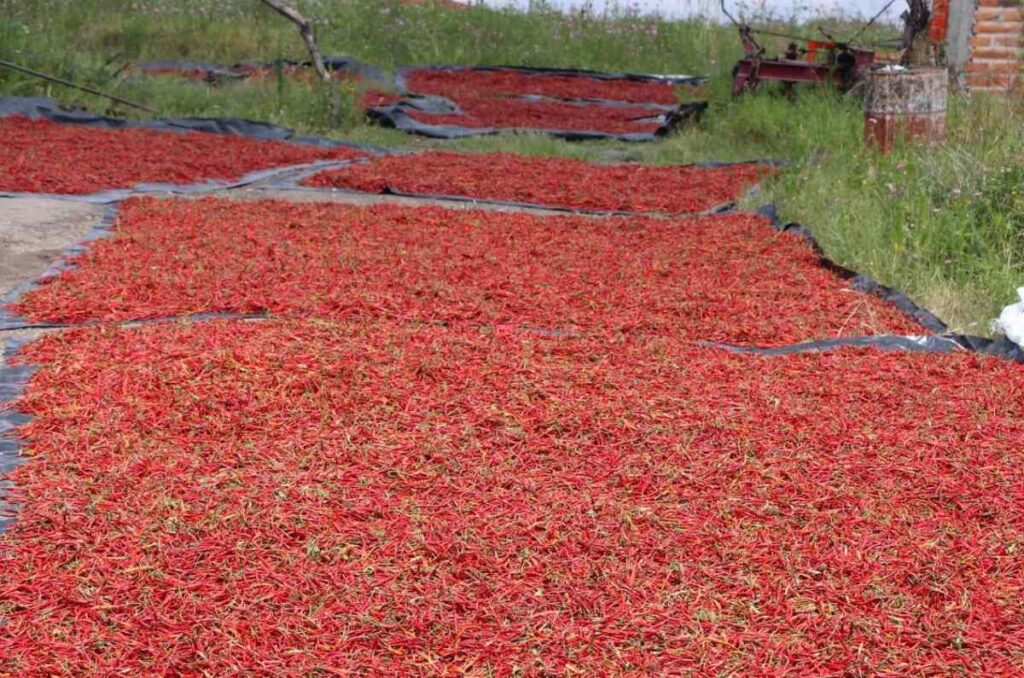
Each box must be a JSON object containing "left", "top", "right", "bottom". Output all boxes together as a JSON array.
[
  {"left": 10, "top": 197, "right": 920, "bottom": 342},
  {"left": 365, "top": 68, "right": 691, "bottom": 135},
  {"left": 403, "top": 68, "right": 681, "bottom": 104},
  {"left": 2, "top": 319, "right": 1023, "bottom": 674},
  {"left": 377, "top": 93, "right": 664, "bottom": 134},
  {"left": 0, "top": 117, "right": 366, "bottom": 195},
  {"left": 303, "top": 151, "right": 771, "bottom": 214}
]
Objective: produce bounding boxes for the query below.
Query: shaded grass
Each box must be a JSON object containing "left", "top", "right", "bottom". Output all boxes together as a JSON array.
[{"left": 0, "top": 0, "right": 1021, "bottom": 332}]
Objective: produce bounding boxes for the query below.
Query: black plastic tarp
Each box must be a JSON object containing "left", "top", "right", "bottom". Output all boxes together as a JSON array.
[
  {"left": 393, "top": 64, "right": 707, "bottom": 94},
  {"left": 0, "top": 95, "right": 380, "bottom": 150},
  {"left": 130, "top": 59, "right": 708, "bottom": 141},
  {"left": 704, "top": 334, "right": 1024, "bottom": 362},
  {"left": 366, "top": 100, "right": 706, "bottom": 142},
  {"left": 755, "top": 203, "right": 950, "bottom": 335},
  {"left": 0, "top": 95, "right": 383, "bottom": 201},
  {"left": 0, "top": 334, "right": 35, "bottom": 534},
  {"left": 276, "top": 157, "right": 776, "bottom": 217},
  {"left": 371, "top": 64, "right": 708, "bottom": 142}
]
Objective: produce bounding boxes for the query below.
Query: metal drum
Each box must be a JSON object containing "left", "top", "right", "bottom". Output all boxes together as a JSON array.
[{"left": 864, "top": 67, "right": 948, "bottom": 153}]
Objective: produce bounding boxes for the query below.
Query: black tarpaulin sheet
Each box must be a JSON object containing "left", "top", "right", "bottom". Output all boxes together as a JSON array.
[
  {"left": 755, "top": 204, "right": 950, "bottom": 335},
  {"left": 0, "top": 96, "right": 385, "bottom": 200},
  {"left": 370, "top": 64, "right": 708, "bottom": 142},
  {"left": 704, "top": 334, "right": 1024, "bottom": 362},
  {"left": 277, "top": 156, "right": 778, "bottom": 217},
  {"left": 132, "top": 59, "right": 708, "bottom": 141},
  {"left": 366, "top": 100, "right": 706, "bottom": 141},
  {"left": 0, "top": 95, "right": 381, "bottom": 151},
  {"left": 0, "top": 334, "right": 35, "bottom": 535},
  {"left": 393, "top": 64, "right": 707, "bottom": 95}
]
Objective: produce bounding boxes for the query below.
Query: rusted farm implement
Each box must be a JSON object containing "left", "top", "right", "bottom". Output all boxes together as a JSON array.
[
  {"left": 722, "top": 0, "right": 949, "bottom": 96},
  {"left": 728, "top": 23, "right": 879, "bottom": 96}
]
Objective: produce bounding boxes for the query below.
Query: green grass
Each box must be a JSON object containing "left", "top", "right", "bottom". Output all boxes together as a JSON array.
[
  {"left": 0, "top": 0, "right": 733, "bottom": 73},
  {"left": 1, "top": 0, "right": 1021, "bottom": 333}
]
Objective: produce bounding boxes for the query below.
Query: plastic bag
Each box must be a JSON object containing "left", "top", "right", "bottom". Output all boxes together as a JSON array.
[{"left": 992, "top": 287, "right": 1024, "bottom": 347}]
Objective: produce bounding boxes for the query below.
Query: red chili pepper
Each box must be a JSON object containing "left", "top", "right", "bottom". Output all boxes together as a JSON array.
[
  {"left": 1, "top": 319, "right": 1022, "bottom": 673},
  {"left": 366, "top": 68, "right": 692, "bottom": 134},
  {"left": 404, "top": 69, "right": 682, "bottom": 105},
  {"left": 11, "top": 197, "right": 920, "bottom": 344},
  {"left": 376, "top": 92, "right": 665, "bottom": 134},
  {"left": 303, "top": 151, "right": 772, "bottom": 215},
  {"left": 0, "top": 117, "right": 366, "bottom": 195}
]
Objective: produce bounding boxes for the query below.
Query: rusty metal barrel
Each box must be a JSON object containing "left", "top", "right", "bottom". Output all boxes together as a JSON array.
[{"left": 864, "top": 67, "right": 948, "bottom": 153}]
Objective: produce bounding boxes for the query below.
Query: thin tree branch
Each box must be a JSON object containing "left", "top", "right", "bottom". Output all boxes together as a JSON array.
[
  {"left": 259, "top": 0, "right": 330, "bottom": 81},
  {"left": 0, "top": 59, "right": 157, "bottom": 113}
]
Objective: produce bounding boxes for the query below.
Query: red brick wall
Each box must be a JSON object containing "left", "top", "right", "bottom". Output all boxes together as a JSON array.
[{"left": 967, "top": 0, "right": 1024, "bottom": 92}]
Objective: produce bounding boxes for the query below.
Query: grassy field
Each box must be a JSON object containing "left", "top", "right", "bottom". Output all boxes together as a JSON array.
[{"left": 2, "top": 0, "right": 1022, "bottom": 334}]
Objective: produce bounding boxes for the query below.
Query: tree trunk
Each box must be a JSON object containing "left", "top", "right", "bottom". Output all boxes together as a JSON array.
[
  {"left": 259, "top": 0, "right": 330, "bottom": 81},
  {"left": 901, "top": 0, "right": 935, "bottom": 67}
]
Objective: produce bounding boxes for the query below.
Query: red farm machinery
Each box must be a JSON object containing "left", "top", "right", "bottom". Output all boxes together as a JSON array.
[{"left": 724, "top": 0, "right": 951, "bottom": 96}]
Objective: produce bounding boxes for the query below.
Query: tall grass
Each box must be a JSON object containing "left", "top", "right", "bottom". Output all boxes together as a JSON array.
[
  {"left": 1, "top": 0, "right": 1022, "bottom": 332},
  {"left": 0, "top": 0, "right": 732, "bottom": 74}
]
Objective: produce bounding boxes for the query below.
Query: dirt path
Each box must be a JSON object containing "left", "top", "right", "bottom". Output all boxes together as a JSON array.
[
  {"left": 0, "top": 198, "right": 103, "bottom": 367},
  {"left": 0, "top": 198, "right": 104, "bottom": 299}
]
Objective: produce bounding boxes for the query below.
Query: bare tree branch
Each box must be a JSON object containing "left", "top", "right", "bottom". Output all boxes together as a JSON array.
[
  {"left": 0, "top": 59, "right": 157, "bottom": 113},
  {"left": 259, "top": 0, "right": 330, "bottom": 81}
]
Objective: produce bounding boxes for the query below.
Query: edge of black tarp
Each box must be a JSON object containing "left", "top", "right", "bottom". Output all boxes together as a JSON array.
[
  {"left": 750, "top": 203, "right": 1024, "bottom": 362},
  {"left": 366, "top": 100, "right": 707, "bottom": 142},
  {"left": 394, "top": 64, "right": 708, "bottom": 92},
  {"left": 364, "top": 186, "right": 735, "bottom": 217},
  {"left": 0, "top": 159, "right": 357, "bottom": 204},
  {"left": 517, "top": 94, "right": 676, "bottom": 110},
  {"left": 265, "top": 182, "right": 737, "bottom": 218},
  {"left": 0, "top": 333, "right": 36, "bottom": 535},
  {"left": 702, "top": 334, "right": 1024, "bottom": 363},
  {"left": 0, "top": 95, "right": 387, "bottom": 153},
  {"left": 756, "top": 203, "right": 949, "bottom": 335},
  {"left": 702, "top": 335, "right": 969, "bottom": 357},
  {"left": 380, "top": 91, "right": 678, "bottom": 115}
]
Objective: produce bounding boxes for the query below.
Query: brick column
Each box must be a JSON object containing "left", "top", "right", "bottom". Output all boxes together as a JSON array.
[{"left": 967, "top": 0, "right": 1024, "bottom": 93}]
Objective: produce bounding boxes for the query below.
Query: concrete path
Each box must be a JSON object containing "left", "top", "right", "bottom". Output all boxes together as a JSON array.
[{"left": 0, "top": 198, "right": 104, "bottom": 366}]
